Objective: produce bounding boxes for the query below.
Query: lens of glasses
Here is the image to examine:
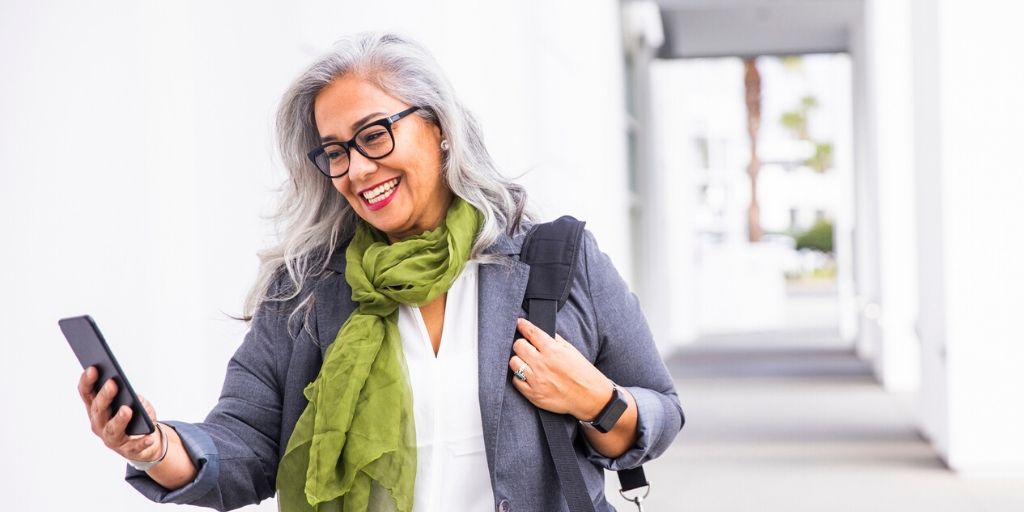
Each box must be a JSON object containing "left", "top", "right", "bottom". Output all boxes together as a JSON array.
[
  {"left": 312, "top": 125, "right": 395, "bottom": 177},
  {"left": 313, "top": 143, "right": 350, "bottom": 177},
  {"left": 355, "top": 125, "right": 394, "bottom": 157}
]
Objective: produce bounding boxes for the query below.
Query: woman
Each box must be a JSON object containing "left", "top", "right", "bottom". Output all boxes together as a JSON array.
[{"left": 77, "top": 32, "right": 683, "bottom": 512}]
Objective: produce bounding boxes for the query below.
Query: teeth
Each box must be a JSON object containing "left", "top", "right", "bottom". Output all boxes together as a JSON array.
[{"left": 361, "top": 178, "right": 399, "bottom": 203}]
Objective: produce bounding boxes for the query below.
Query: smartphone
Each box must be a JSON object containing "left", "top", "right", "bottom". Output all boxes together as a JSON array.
[{"left": 58, "top": 315, "right": 155, "bottom": 436}]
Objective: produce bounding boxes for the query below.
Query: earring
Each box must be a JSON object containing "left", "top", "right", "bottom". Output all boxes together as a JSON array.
[{"left": 440, "top": 139, "right": 450, "bottom": 151}]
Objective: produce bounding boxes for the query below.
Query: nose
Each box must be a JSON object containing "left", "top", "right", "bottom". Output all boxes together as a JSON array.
[{"left": 346, "top": 148, "right": 378, "bottom": 182}]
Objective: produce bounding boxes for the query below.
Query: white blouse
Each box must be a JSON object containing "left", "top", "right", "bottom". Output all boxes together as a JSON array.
[{"left": 369, "top": 261, "right": 494, "bottom": 511}]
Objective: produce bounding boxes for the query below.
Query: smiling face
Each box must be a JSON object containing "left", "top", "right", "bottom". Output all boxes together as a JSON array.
[{"left": 313, "top": 74, "right": 452, "bottom": 243}]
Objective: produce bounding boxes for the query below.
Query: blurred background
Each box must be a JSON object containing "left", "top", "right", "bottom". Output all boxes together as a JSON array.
[{"left": 2, "top": 0, "right": 1023, "bottom": 510}]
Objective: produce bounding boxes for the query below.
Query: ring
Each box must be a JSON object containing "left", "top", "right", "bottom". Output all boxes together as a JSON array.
[{"left": 513, "top": 363, "right": 529, "bottom": 382}]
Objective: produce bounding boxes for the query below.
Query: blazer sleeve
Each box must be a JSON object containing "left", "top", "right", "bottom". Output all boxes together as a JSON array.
[
  {"left": 124, "top": 278, "right": 299, "bottom": 511},
  {"left": 577, "top": 230, "right": 685, "bottom": 471}
]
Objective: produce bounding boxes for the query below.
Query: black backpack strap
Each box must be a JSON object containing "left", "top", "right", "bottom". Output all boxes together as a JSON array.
[
  {"left": 521, "top": 216, "right": 594, "bottom": 512},
  {"left": 520, "top": 217, "right": 648, "bottom": 512},
  {"left": 617, "top": 465, "right": 650, "bottom": 509},
  {"left": 521, "top": 215, "right": 586, "bottom": 313}
]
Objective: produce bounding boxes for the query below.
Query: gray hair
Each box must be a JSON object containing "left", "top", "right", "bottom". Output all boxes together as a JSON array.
[{"left": 241, "top": 32, "right": 532, "bottom": 333}]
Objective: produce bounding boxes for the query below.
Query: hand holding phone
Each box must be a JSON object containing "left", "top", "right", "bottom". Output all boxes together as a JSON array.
[
  {"left": 60, "top": 315, "right": 163, "bottom": 463},
  {"left": 77, "top": 366, "right": 164, "bottom": 460}
]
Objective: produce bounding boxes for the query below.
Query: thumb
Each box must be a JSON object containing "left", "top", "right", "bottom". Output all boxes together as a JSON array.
[{"left": 138, "top": 395, "right": 158, "bottom": 423}]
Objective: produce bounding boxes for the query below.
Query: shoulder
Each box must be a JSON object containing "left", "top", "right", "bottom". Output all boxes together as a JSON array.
[
  {"left": 255, "top": 242, "right": 351, "bottom": 334},
  {"left": 518, "top": 215, "right": 603, "bottom": 264}
]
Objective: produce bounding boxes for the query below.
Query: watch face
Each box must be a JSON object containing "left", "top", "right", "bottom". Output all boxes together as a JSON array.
[{"left": 593, "top": 388, "right": 629, "bottom": 433}]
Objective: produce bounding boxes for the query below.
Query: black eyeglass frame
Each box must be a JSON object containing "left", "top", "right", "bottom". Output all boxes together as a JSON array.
[{"left": 307, "top": 106, "right": 422, "bottom": 179}]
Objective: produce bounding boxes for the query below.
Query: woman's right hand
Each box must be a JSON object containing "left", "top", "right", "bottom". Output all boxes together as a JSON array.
[{"left": 78, "top": 366, "right": 163, "bottom": 463}]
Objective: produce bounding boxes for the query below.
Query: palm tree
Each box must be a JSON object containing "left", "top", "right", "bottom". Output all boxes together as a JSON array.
[{"left": 743, "top": 57, "right": 763, "bottom": 242}]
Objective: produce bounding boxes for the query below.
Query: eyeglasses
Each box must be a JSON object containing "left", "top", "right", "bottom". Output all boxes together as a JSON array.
[{"left": 307, "top": 106, "right": 421, "bottom": 179}]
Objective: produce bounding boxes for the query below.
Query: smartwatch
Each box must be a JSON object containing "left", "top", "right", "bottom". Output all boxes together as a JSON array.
[{"left": 584, "top": 383, "right": 628, "bottom": 434}]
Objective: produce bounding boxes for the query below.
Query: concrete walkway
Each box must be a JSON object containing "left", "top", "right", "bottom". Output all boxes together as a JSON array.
[{"left": 603, "top": 328, "right": 1024, "bottom": 511}]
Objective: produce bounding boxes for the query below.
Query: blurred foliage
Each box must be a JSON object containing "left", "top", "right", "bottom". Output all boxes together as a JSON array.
[
  {"left": 795, "top": 219, "right": 834, "bottom": 253},
  {"left": 806, "top": 142, "right": 833, "bottom": 172},
  {"left": 780, "top": 95, "right": 819, "bottom": 140},
  {"left": 780, "top": 110, "right": 808, "bottom": 140},
  {"left": 780, "top": 55, "right": 804, "bottom": 71},
  {"left": 784, "top": 264, "right": 836, "bottom": 281},
  {"left": 780, "top": 94, "right": 833, "bottom": 172},
  {"left": 810, "top": 265, "right": 837, "bottom": 279}
]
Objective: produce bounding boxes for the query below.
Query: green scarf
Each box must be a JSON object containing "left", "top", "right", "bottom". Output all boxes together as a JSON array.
[{"left": 276, "top": 197, "right": 482, "bottom": 512}]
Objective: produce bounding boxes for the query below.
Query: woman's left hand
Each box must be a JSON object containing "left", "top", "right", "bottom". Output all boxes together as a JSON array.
[{"left": 508, "top": 317, "right": 611, "bottom": 422}]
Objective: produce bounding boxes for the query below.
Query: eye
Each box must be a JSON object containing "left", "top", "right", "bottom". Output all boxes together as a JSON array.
[
  {"left": 358, "top": 127, "right": 389, "bottom": 147},
  {"left": 322, "top": 144, "right": 347, "bottom": 162}
]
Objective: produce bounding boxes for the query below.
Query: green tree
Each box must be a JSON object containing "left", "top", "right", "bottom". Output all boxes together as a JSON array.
[
  {"left": 780, "top": 94, "right": 819, "bottom": 140},
  {"left": 806, "top": 142, "right": 834, "bottom": 172},
  {"left": 780, "top": 94, "right": 833, "bottom": 172},
  {"left": 795, "top": 219, "right": 834, "bottom": 253}
]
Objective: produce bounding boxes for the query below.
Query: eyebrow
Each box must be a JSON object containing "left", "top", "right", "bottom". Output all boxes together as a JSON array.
[{"left": 320, "top": 111, "right": 386, "bottom": 142}]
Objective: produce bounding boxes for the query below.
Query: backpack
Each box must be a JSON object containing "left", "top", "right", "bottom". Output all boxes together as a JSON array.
[{"left": 520, "top": 216, "right": 651, "bottom": 512}]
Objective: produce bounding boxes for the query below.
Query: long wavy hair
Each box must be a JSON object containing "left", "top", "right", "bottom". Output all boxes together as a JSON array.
[{"left": 241, "top": 32, "right": 531, "bottom": 335}]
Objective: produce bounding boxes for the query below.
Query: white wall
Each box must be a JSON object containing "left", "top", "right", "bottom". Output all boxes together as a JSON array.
[
  {"left": 913, "top": 0, "right": 1024, "bottom": 476},
  {"left": 649, "top": 58, "right": 701, "bottom": 346},
  {"left": 864, "top": 0, "right": 922, "bottom": 392},
  {"left": 849, "top": 0, "right": 922, "bottom": 392},
  {"left": 910, "top": 0, "right": 951, "bottom": 458},
  {"left": 0, "top": 1, "right": 631, "bottom": 510}
]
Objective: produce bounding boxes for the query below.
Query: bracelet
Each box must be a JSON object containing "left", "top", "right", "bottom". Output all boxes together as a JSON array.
[{"left": 128, "top": 423, "right": 169, "bottom": 471}]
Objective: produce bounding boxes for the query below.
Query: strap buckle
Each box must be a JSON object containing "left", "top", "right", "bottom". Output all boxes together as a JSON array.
[{"left": 619, "top": 484, "right": 650, "bottom": 512}]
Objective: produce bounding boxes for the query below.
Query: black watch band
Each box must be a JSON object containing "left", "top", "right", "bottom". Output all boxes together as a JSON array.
[{"left": 586, "top": 383, "right": 628, "bottom": 434}]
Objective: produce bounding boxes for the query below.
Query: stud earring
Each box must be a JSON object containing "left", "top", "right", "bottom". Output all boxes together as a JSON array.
[{"left": 440, "top": 139, "right": 450, "bottom": 151}]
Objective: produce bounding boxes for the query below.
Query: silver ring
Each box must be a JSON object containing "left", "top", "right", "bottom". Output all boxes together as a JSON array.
[{"left": 513, "top": 363, "right": 529, "bottom": 382}]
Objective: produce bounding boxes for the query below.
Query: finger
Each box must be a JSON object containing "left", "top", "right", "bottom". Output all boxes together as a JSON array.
[
  {"left": 509, "top": 356, "right": 536, "bottom": 391},
  {"left": 129, "top": 415, "right": 160, "bottom": 444},
  {"left": 508, "top": 354, "right": 532, "bottom": 376},
  {"left": 89, "top": 378, "right": 117, "bottom": 433},
  {"left": 78, "top": 366, "right": 98, "bottom": 406},
  {"left": 509, "top": 357, "right": 531, "bottom": 391},
  {"left": 549, "top": 334, "right": 581, "bottom": 356},
  {"left": 510, "top": 371, "right": 529, "bottom": 394},
  {"left": 102, "top": 405, "right": 132, "bottom": 447},
  {"left": 139, "top": 395, "right": 158, "bottom": 423},
  {"left": 517, "top": 317, "right": 555, "bottom": 351},
  {"left": 121, "top": 434, "right": 158, "bottom": 457},
  {"left": 122, "top": 424, "right": 162, "bottom": 459},
  {"left": 512, "top": 337, "right": 541, "bottom": 363}
]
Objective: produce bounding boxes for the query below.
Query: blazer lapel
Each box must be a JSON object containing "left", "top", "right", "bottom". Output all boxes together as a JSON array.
[
  {"left": 314, "top": 274, "right": 355, "bottom": 359},
  {"left": 476, "top": 232, "right": 529, "bottom": 472},
  {"left": 316, "top": 241, "right": 356, "bottom": 359}
]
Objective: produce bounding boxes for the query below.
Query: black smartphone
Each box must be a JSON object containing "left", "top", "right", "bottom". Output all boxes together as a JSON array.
[{"left": 58, "top": 315, "right": 155, "bottom": 436}]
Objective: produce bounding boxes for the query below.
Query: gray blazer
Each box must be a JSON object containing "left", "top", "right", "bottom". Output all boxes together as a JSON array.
[{"left": 126, "top": 228, "right": 684, "bottom": 512}]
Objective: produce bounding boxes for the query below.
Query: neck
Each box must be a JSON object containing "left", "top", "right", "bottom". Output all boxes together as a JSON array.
[{"left": 386, "top": 192, "right": 456, "bottom": 244}]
